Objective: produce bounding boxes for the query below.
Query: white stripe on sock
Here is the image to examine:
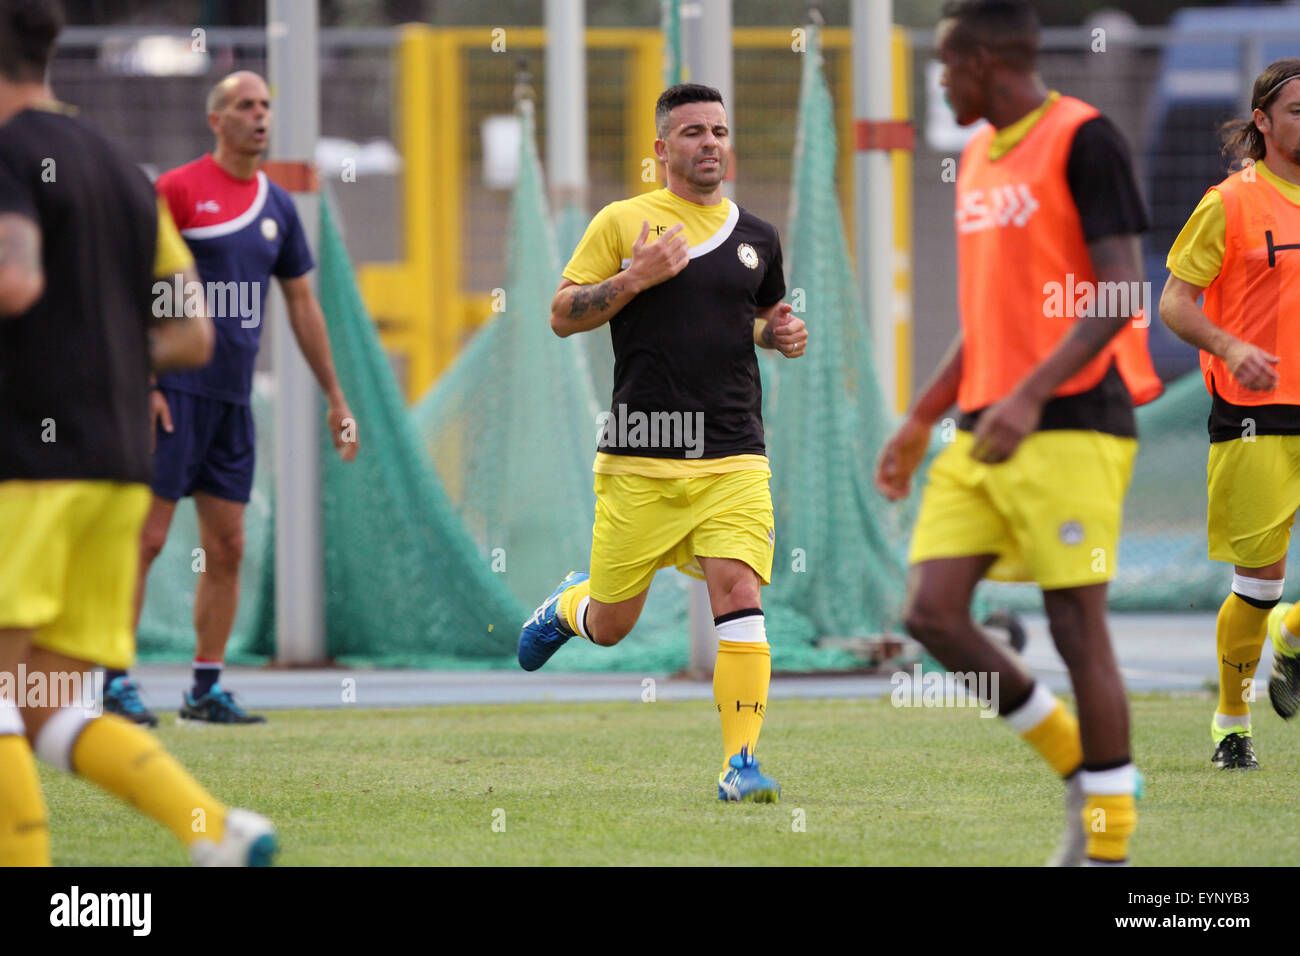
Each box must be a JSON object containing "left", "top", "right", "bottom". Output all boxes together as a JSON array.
[
  {"left": 0, "top": 698, "right": 24, "bottom": 736},
  {"left": 1232, "top": 574, "right": 1284, "bottom": 603},
  {"left": 573, "top": 596, "right": 591, "bottom": 640},
  {"left": 1282, "top": 621, "right": 1300, "bottom": 652},
  {"left": 715, "top": 613, "right": 766, "bottom": 643},
  {"left": 1001, "top": 682, "right": 1057, "bottom": 732},
  {"left": 1215, "top": 711, "right": 1250, "bottom": 732},
  {"left": 33, "top": 707, "right": 94, "bottom": 773},
  {"left": 1080, "top": 763, "right": 1137, "bottom": 796}
]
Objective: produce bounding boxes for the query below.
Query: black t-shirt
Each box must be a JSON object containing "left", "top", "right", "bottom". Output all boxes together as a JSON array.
[
  {"left": 1067, "top": 116, "right": 1150, "bottom": 242},
  {"left": 1206, "top": 385, "right": 1300, "bottom": 443},
  {"left": 960, "top": 113, "right": 1149, "bottom": 438},
  {"left": 0, "top": 107, "right": 158, "bottom": 483},
  {"left": 602, "top": 204, "right": 785, "bottom": 459}
]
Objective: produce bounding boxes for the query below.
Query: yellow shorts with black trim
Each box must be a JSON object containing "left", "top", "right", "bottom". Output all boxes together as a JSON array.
[
  {"left": 908, "top": 430, "right": 1137, "bottom": 590},
  {"left": 1206, "top": 435, "right": 1300, "bottom": 568},
  {"left": 0, "top": 480, "right": 151, "bottom": 670},
  {"left": 589, "top": 469, "right": 775, "bottom": 604}
]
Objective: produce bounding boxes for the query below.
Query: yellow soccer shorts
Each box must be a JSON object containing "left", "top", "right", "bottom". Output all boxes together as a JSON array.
[
  {"left": 1206, "top": 435, "right": 1300, "bottom": 568},
  {"left": 0, "top": 480, "right": 151, "bottom": 670},
  {"left": 589, "top": 469, "right": 775, "bottom": 604},
  {"left": 908, "top": 429, "right": 1137, "bottom": 590}
]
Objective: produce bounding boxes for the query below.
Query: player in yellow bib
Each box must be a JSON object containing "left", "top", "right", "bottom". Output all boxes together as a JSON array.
[
  {"left": 1159, "top": 58, "right": 1300, "bottom": 770},
  {"left": 516, "top": 84, "right": 807, "bottom": 802}
]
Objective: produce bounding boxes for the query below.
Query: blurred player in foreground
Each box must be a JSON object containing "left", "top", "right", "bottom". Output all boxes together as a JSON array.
[
  {"left": 103, "top": 70, "right": 358, "bottom": 727},
  {"left": 1160, "top": 58, "right": 1300, "bottom": 770},
  {"left": 875, "top": 0, "right": 1161, "bottom": 864},
  {"left": 517, "top": 83, "right": 807, "bottom": 802},
  {"left": 0, "top": 0, "right": 274, "bottom": 864}
]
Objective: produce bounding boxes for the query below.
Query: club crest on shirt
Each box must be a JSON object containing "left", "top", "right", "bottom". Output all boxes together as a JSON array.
[
  {"left": 1059, "top": 520, "right": 1084, "bottom": 545},
  {"left": 261, "top": 217, "right": 278, "bottom": 241},
  {"left": 737, "top": 243, "right": 759, "bottom": 269}
]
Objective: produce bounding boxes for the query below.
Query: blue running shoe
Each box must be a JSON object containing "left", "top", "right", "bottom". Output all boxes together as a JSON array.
[
  {"left": 517, "top": 571, "right": 589, "bottom": 672},
  {"left": 103, "top": 675, "right": 158, "bottom": 727},
  {"left": 717, "top": 747, "right": 781, "bottom": 803},
  {"left": 179, "top": 684, "right": 267, "bottom": 725}
]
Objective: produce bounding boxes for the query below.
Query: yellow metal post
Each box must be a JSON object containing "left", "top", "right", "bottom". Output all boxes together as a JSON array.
[
  {"left": 428, "top": 30, "right": 464, "bottom": 389},
  {"left": 625, "top": 31, "right": 662, "bottom": 196},
  {"left": 357, "top": 24, "right": 439, "bottom": 400}
]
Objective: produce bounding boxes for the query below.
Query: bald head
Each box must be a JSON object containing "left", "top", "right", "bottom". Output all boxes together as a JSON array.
[
  {"left": 206, "top": 70, "right": 271, "bottom": 166},
  {"left": 206, "top": 70, "right": 266, "bottom": 115}
]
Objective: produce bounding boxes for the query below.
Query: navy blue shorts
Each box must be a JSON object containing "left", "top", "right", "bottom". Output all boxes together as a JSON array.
[{"left": 150, "top": 388, "right": 256, "bottom": 504}]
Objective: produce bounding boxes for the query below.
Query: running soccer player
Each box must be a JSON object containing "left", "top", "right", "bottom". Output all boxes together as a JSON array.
[
  {"left": 0, "top": 0, "right": 274, "bottom": 865},
  {"left": 103, "top": 70, "right": 359, "bottom": 727},
  {"left": 875, "top": 0, "right": 1161, "bottom": 865},
  {"left": 1159, "top": 58, "right": 1300, "bottom": 770},
  {"left": 516, "top": 83, "right": 808, "bottom": 802}
]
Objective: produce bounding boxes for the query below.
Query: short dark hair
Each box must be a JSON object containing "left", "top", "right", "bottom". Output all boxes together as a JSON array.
[
  {"left": 655, "top": 83, "right": 724, "bottom": 138},
  {"left": 940, "top": 0, "right": 1040, "bottom": 72},
  {"left": 1222, "top": 57, "right": 1300, "bottom": 164},
  {"left": 0, "top": 0, "right": 62, "bottom": 83}
]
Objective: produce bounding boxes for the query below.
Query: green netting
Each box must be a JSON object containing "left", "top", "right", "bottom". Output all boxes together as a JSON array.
[
  {"left": 316, "top": 197, "right": 528, "bottom": 664},
  {"left": 411, "top": 99, "right": 600, "bottom": 614}
]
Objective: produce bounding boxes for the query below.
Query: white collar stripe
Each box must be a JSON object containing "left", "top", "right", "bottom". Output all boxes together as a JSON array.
[
  {"left": 180, "top": 171, "right": 270, "bottom": 240},
  {"left": 617, "top": 200, "right": 740, "bottom": 271},
  {"left": 688, "top": 200, "right": 739, "bottom": 259}
]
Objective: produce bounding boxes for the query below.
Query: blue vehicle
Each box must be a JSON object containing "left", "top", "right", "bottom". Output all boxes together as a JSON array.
[{"left": 1142, "top": 3, "right": 1300, "bottom": 380}]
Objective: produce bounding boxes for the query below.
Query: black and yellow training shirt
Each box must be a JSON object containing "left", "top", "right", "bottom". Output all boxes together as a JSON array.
[{"left": 563, "top": 187, "right": 785, "bottom": 478}]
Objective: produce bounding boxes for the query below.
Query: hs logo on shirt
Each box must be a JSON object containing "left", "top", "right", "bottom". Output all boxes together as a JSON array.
[{"left": 956, "top": 184, "right": 1040, "bottom": 234}]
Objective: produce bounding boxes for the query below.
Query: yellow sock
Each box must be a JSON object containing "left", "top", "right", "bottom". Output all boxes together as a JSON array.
[
  {"left": 1280, "top": 602, "right": 1300, "bottom": 656},
  {"left": 1217, "top": 593, "right": 1269, "bottom": 718},
  {"left": 1005, "top": 684, "right": 1083, "bottom": 777},
  {"left": 69, "top": 715, "right": 226, "bottom": 847},
  {"left": 558, "top": 579, "right": 592, "bottom": 639},
  {"left": 1084, "top": 792, "right": 1137, "bottom": 862},
  {"left": 713, "top": 639, "right": 770, "bottom": 764},
  {"left": 0, "top": 733, "right": 50, "bottom": 866}
]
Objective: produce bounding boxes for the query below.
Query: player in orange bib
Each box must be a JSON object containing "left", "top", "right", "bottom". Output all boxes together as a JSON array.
[
  {"left": 1159, "top": 58, "right": 1300, "bottom": 770},
  {"left": 876, "top": 0, "right": 1161, "bottom": 865}
]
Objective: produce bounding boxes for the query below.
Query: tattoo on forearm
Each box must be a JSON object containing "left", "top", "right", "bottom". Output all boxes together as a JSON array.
[{"left": 568, "top": 279, "right": 623, "bottom": 318}]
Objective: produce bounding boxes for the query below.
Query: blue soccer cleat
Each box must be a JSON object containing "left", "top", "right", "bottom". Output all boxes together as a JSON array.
[
  {"left": 717, "top": 746, "right": 781, "bottom": 803},
  {"left": 518, "top": 570, "right": 589, "bottom": 672},
  {"left": 179, "top": 684, "right": 267, "bottom": 725},
  {"left": 103, "top": 675, "right": 158, "bottom": 727}
]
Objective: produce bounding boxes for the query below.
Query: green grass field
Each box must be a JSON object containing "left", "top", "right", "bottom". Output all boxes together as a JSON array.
[{"left": 40, "top": 693, "right": 1300, "bottom": 866}]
